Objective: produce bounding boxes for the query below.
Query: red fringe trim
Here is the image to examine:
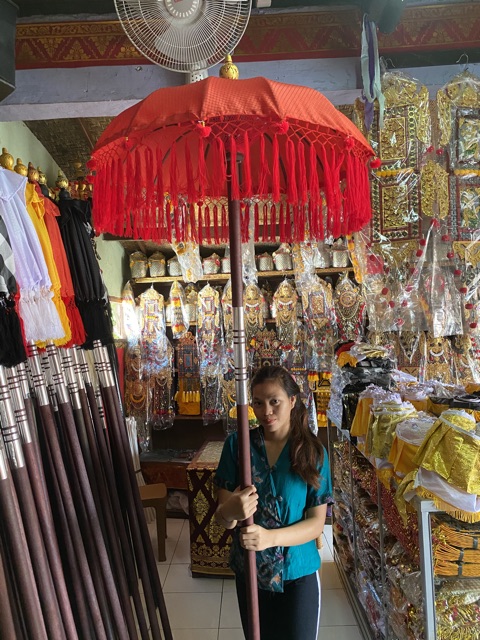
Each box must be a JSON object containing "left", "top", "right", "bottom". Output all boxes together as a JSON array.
[
  {"left": 117, "top": 158, "right": 126, "bottom": 237},
  {"left": 258, "top": 134, "right": 270, "bottom": 195},
  {"left": 286, "top": 139, "right": 297, "bottom": 205},
  {"left": 272, "top": 135, "right": 280, "bottom": 203},
  {"left": 297, "top": 141, "right": 308, "bottom": 205},
  {"left": 242, "top": 131, "right": 252, "bottom": 198},
  {"left": 185, "top": 142, "right": 196, "bottom": 204},
  {"left": 285, "top": 204, "right": 292, "bottom": 241},
  {"left": 145, "top": 146, "right": 154, "bottom": 234},
  {"left": 174, "top": 205, "right": 181, "bottom": 242},
  {"left": 230, "top": 136, "right": 240, "bottom": 201},
  {"left": 212, "top": 138, "right": 226, "bottom": 197},
  {"left": 254, "top": 203, "right": 260, "bottom": 241},
  {"left": 198, "top": 137, "right": 207, "bottom": 198},
  {"left": 169, "top": 142, "right": 178, "bottom": 207},
  {"left": 109, "top": 159, "right": 119, "bottom": 235}
]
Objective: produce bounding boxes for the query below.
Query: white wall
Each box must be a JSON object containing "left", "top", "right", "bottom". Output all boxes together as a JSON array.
[
  {"left": 0, "top": 120, "right": 61, "bottom": 184},
  {"left": 95, "top": 235, "right": 128, "bottom": 299}
]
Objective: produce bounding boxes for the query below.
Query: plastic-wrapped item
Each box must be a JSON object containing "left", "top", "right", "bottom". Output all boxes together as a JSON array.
[
  {"left": 244, "top": 283, "right": 266, "bottom": 344},
  {"left": 173, "top": 240, "right": 203, "bottom": 283},
  {"left": 272, "top": 279, "right": 298, "bottom": 350},
  {"left": 197, "top": 283, "right": 224, "bottom": 424},
  {"left": 121, "top": 281, "right": 141, "bottom": 344},
  {"left": 333, "top": 273, "right": 366, "bottom": 342},
  {"left": 169, "top": 281, "right": 189, "bottom": 339}
]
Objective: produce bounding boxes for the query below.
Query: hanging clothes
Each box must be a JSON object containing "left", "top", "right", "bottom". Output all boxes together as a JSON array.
[
  {"left": 56, "top": 190, "right": 112, "bottom": 348},
  {"left": 25, "top": 182, "right": 71, "bottom": 346},
  {"left": 0, "top": 214, "right": 26, "bottom": 365},
  {"left": 34, "top": 183, "right": 86, "bottom": 346},
  {"left": 0, "top": 166, "right": 65, "bottom": 344}
]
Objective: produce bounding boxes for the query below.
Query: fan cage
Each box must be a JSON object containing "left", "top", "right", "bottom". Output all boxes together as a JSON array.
[{"left": 114, "top": 0, "right": 251, "bottom": 73}]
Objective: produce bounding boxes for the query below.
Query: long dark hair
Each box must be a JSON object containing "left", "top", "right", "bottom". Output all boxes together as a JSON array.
[{"left": 251, "top": 365, "right": 324, "bottom": 489}]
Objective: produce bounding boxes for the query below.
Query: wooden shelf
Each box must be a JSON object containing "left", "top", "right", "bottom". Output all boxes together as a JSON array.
[{"left": 133, "top": 266, "right": 353, "bottom": 285}]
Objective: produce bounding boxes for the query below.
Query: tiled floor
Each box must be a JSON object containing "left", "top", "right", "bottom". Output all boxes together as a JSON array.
[{"left": 148, "top": 518, "right": 362, "bottom": 640}]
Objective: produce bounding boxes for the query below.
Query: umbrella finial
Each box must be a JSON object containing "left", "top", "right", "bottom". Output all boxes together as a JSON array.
[
  {"left": 219, "top": 54, "right": 239, "bottom": 80},
  {"left": 0, "top": 147, "right": 14, "bottom": 171}
]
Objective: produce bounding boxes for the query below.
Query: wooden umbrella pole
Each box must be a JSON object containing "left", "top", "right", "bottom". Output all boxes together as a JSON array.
[
  {"left": 74, "top": 347, "right": 151, "bottom": 640},
  {"left": 27, "top": 343, "right": 107, "bottom": 639},
  {"left": 6, "top": 365, "right": 78, "bottom": 640},
  {"left": 227, "top": 153, "right": 261, "bottom": 640},
  {"left": 45, "top": 342, "right": 131, "bottom": 640},
  {"left": 0, "top": 367, "right": 66, "bottom": 640},
  {"left": 93, "top": 342, "right": 172, "bottom": 640},
  {"left": 68, "top": 347, "right": 148, "bottom": 639},
  {"left": 0, "top": 533, "right": 25, "bottom": 639}
]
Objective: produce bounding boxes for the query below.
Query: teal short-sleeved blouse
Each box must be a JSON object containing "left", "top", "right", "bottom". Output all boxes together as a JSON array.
[{"left": 214, "top": 426, "right": 333, "bottom": 593}]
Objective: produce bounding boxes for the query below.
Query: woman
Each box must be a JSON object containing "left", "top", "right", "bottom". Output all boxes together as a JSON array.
[{"left": 214, "top": 365, "right": 332, "bottom": 640}]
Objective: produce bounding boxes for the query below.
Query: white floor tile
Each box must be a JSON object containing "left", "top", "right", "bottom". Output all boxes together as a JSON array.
[
  {"left": 320, "top": 589, "right": 357, "bottom": 627},
  {"left": 320, "top": 542, "right": 334, "bottom": 563},
  {"left": 222, "top": 577, "right": 237, "bottom": 593},
  {"left": 164, "top": 592, "right": 221, "bottom": 629},
  {"left": 318, "top": 626, "right": 363, "bottom": 640},
  {"left": 219, "top": 591, "right": 242, "bottom": 629},
  {"left": 219, "top": 629, "right": 245, "bottom": 640},
  {"left": 173, "top": 630, "right": 218, "bottom": 640},
  {"left": 320, "top": 562, "right": 342, "bottom": 589},
  {"left": 323, "top": 524, "right": 334, "bottom": 551},
  {"left": 164, "top": 564, "right": 223, "bottom": 593},
  {"left": 157, "top": 562, "right": 169, "bottom": 586},
  {"left": 171, "top": 534, "right": 192, "bottom": 563}
]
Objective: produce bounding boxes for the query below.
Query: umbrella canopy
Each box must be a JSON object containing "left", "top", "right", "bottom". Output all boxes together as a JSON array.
[{"left": 90, "top": 76, "right": 374, "bottom": 243}]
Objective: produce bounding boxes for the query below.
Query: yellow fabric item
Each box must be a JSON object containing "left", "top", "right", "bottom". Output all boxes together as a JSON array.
[
  {"left": 394, "top": 470, "right": 418, "bottom": 523},
  {"left": 413, "top": 409, "right": 480, "bottom": 495},
  {"left": 427, "top": 398, "right": 450, "bottom": 416},
  {"left": 466, "top": 383, "right": 480, "bottom": 394},
  {"left": 337, "top": 352, "right": 358, "bottom": 368},
  {"left": 388, "top": 436, "right": 419, "bottom": 476},
  {"left": 410, "top": 399, "right": 428, "bottom": 413},
  {"left": 350, "top": 397, "right": 373, "bottom": 437},
  {"left": 25, "top": 183, "right": 71, "bottom": 346},
  {"left": 175, "top": 379, "right": 200, "bottom": 415},
  {"left": 366, "top": 403, "right": 417, "bottom": 460}
]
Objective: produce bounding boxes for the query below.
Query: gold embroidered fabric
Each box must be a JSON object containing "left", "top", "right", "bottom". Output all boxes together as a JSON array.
[
  {"left": 365, "top": 402, "right": 417, "bottom": 460},
  {"left": 175, "top": 331, "right": 200, "bottom": 415},
  {"left": 413, "top": 409, "right": 480, "bottom": 495},
  {"left": 420, "top": 160, "right": 450, "bottom": 219}
]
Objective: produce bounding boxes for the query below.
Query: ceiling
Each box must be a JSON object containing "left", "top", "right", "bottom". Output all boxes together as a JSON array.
[{"left": 16, "top": 0, "right": 475, "bottom": 182}]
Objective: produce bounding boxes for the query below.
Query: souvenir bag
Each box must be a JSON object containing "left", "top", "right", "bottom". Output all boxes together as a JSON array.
[
  {"left": 333, "top": 273, "right": 366, "bottom": 343},
  {"left": 272, "top": 279, "right": 298, "bottom": 350},
  {"left": 244, "top": 283, "right": 266, "bottom": 344},
  {"left": 169, "top": 280, "right": 189, "bottom": 339}
]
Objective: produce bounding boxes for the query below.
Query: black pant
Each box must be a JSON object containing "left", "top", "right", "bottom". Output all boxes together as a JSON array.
[{"left": 235, "top": 572, "right": 321, "bottom": 640}]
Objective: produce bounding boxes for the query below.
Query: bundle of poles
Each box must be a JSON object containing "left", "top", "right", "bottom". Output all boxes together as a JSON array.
[{"left": 0, "top": 339, "right": 172, "bottom": 640}]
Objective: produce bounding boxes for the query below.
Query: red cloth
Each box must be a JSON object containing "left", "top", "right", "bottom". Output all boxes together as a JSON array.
[{"left": 90, "top": 77, "right": 374, "bottom": 243}]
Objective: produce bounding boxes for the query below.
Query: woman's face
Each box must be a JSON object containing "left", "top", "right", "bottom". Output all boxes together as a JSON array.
[{"left": 251, "top": 380, "right": 296, "bottom": 439}]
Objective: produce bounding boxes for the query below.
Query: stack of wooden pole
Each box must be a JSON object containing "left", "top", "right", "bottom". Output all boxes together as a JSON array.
[{"left": 0, "top": 340, "right": 172, "bottom": 640}]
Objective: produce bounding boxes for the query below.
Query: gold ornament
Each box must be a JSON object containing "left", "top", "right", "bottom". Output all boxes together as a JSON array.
[
  {"left": 27, "top": 162, "right": 39, "bottom": 183},
  {"left": 37, "top": 167, "right": 47, "bottom": 184},
  {"left": 0, "top": 147, "right": 14, "bottom": 170},
  {"left": 55, "top": 170, "right": 69, "bottom": 190},
  {"left": 14, "top": 158, "right": 28, "bottom": 176},
  {"left": 219, "top": 54, "right": 239, "bottom": 80}
]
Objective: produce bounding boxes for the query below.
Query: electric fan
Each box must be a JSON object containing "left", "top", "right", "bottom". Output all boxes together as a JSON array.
[{"left": 114, "top": 0, "right": 251, "bottom": 82}]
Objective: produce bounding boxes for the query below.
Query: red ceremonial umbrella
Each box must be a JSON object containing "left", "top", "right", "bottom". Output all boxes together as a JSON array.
[{"left": 90, "top": 75, "right": 374, "bottom": 640}]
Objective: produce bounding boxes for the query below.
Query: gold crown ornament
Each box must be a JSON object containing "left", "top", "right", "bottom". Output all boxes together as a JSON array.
[
  {"left": 55, "top": 169, "right": 69, "bottom": 190},
  {"left": 28, "top": 162, "right": 39, "bottom": 183},
  {"left": 37, "top": 167, "right": 47, "bottom": 184}
]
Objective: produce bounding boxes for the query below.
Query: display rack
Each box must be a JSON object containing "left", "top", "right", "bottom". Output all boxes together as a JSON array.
[{"left": 328, "top": 425, "right": 441, "bottom": 640}]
